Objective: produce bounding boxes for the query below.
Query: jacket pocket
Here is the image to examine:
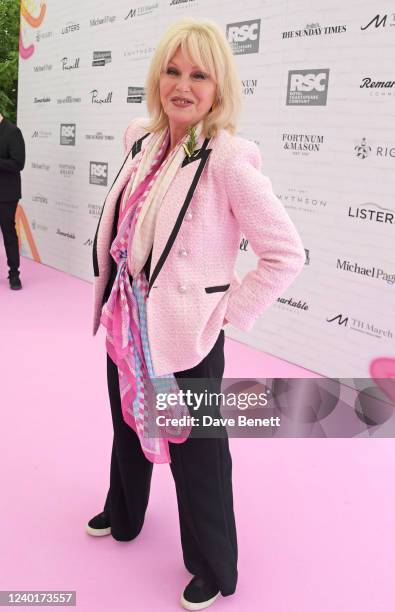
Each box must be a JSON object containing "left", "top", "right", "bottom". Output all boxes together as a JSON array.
[{"left": 205, "top": 283, "right": 231, "bottom": 294}]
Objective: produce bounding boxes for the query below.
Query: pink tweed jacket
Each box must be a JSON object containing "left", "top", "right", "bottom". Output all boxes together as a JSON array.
[{"left": 93, "top": 117, "right": 305, "bottom": 376}]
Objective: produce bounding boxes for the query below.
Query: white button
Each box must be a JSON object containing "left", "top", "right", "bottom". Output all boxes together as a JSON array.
[
  {"left": 185, "top": 211, "right": 193, "bottom": 221},
  {"left": 178, "top": 284, "right": 187, "bottom": 294},
  {"left": 178, "top": 248, "right": 188, "bottom": 257}
]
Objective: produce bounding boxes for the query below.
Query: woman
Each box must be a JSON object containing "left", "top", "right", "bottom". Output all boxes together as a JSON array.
[{"left": 87, "top": 17, "right": 305, "bottom": 611}]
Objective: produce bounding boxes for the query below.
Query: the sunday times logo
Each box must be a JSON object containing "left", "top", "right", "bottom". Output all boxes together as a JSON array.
[
  {"left": 127, "top": 86, "right": 146, "bottom": 103},
  {"left": 92, "top": 51, "right": 112, "bottom": 67},
  {"left": 85, "top": 131, "right": 114, "bottom": 141},
  {"left": 282, "top": 21, "right": 347, "bottom": 38},
  {"left": 286, "top": 69, "right": 329, "bottom": 105},
  {"left": 32, "top": 193, "right": 48, "bottom": 204},
  {"left": 90, "top": 162, "right": 108, "bottom": 186},
  {"left": 60, "top": 123, "right": 76, "bottom": 146},
  {"left": 226, "top": 19, "right": 261, "bottom": 55}
]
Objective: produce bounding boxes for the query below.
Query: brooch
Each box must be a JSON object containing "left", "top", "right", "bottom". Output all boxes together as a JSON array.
[{"left": 182, "top": 125, "right": 199, "bottom": 160}]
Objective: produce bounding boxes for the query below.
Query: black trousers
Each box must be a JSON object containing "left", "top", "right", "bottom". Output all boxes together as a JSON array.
[
  {"left": 103, "top": 329, "right": 238, "bottom": 596},
  {"left": 0, "top": 201, "right": 19, "bottom": 275}
]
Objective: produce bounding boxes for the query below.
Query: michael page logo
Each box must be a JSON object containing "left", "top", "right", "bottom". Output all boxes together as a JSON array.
[
  {"left": 226, "top": 19, "right": 261, "bottom": 55},
  {"left": 90, "top": 162, "right": 108, "bottom": 186},
  {"left": 92, "top": 51, "right": 112, "bottom": 67},
  {"left": 60, "top": 124, "right": 76, "bottom": 146},
  {"left": 286, "top": 69, "right": 329, "bottom": 105}
]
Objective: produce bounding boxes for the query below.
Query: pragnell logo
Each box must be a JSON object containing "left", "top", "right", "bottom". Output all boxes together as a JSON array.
[
  {"left": 61, "top": 57, "right": 80, "bottom": 70},
  {"left": 90, "top": 90, "right": 113, "bottom": 104}
]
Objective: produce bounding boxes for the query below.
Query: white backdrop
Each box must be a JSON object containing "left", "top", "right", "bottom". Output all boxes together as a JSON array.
[{"left": 17, "top": 0, "right": 395, "bottom": 377}]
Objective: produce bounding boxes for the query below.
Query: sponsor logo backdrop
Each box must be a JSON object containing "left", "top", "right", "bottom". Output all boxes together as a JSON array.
[{"left": 17, "top": 0, "right": 394, "bottom": 376}]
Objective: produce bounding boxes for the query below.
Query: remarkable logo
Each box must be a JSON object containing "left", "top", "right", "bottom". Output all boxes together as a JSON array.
[
  {"left": 92, "top": 51, "right": 112, "bottom": 67},
  {"left": 90, "top": 89, "right": 113, "bottom": 104},
  {"left": 33, "top": 96, "right": 51, "bottom": 104},
  {"left": 60, "top": 124, "right": 76, "bottom": 146},
  {"left": 57, "top": 229, "right": 76, "bottom": 239},
  {"left": 277, "top": 297, "right": 309, "bottom": 310},
  {"left": 90, "top": 162, "right": 108, "bottom": 186},
  {"left": 226, "top": 19, "right": 261, "bottom": 55},
  {"left": 61, "top": 57, "right": 80, "bottom": 71},
  {"left": 32, "top": 194, "right": 48, "bottom": 204},
  {"left": 286, "top": 69, "right": 329, "bottom": 105}
]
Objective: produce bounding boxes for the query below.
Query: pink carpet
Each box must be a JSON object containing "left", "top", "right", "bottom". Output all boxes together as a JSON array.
[{"left": 1, "top": 254, "right": 394, "bottom": 611}]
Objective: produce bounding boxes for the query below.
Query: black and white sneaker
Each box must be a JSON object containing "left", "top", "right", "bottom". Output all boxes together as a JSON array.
[
  {"left": 180, "top": 576, "right": 220, "bottom": 611},
  {"left": 85, "top": 511, "right": 111, "bottom": 537}
]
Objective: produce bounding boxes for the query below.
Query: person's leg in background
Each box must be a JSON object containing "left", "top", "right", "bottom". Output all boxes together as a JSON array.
[
  {"left": 170, "top": 330, "right": 238, "bottom": 598},
  {"left": 0, "top": 201, "right": 21, "bottom": 289},
  {"left": 103, "top": 353, "right": 154, "bottom": 541}
]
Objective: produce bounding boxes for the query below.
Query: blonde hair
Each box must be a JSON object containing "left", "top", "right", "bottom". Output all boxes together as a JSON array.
[{"left": 144, "top": 18, "right": 242, "bottom": 138}]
